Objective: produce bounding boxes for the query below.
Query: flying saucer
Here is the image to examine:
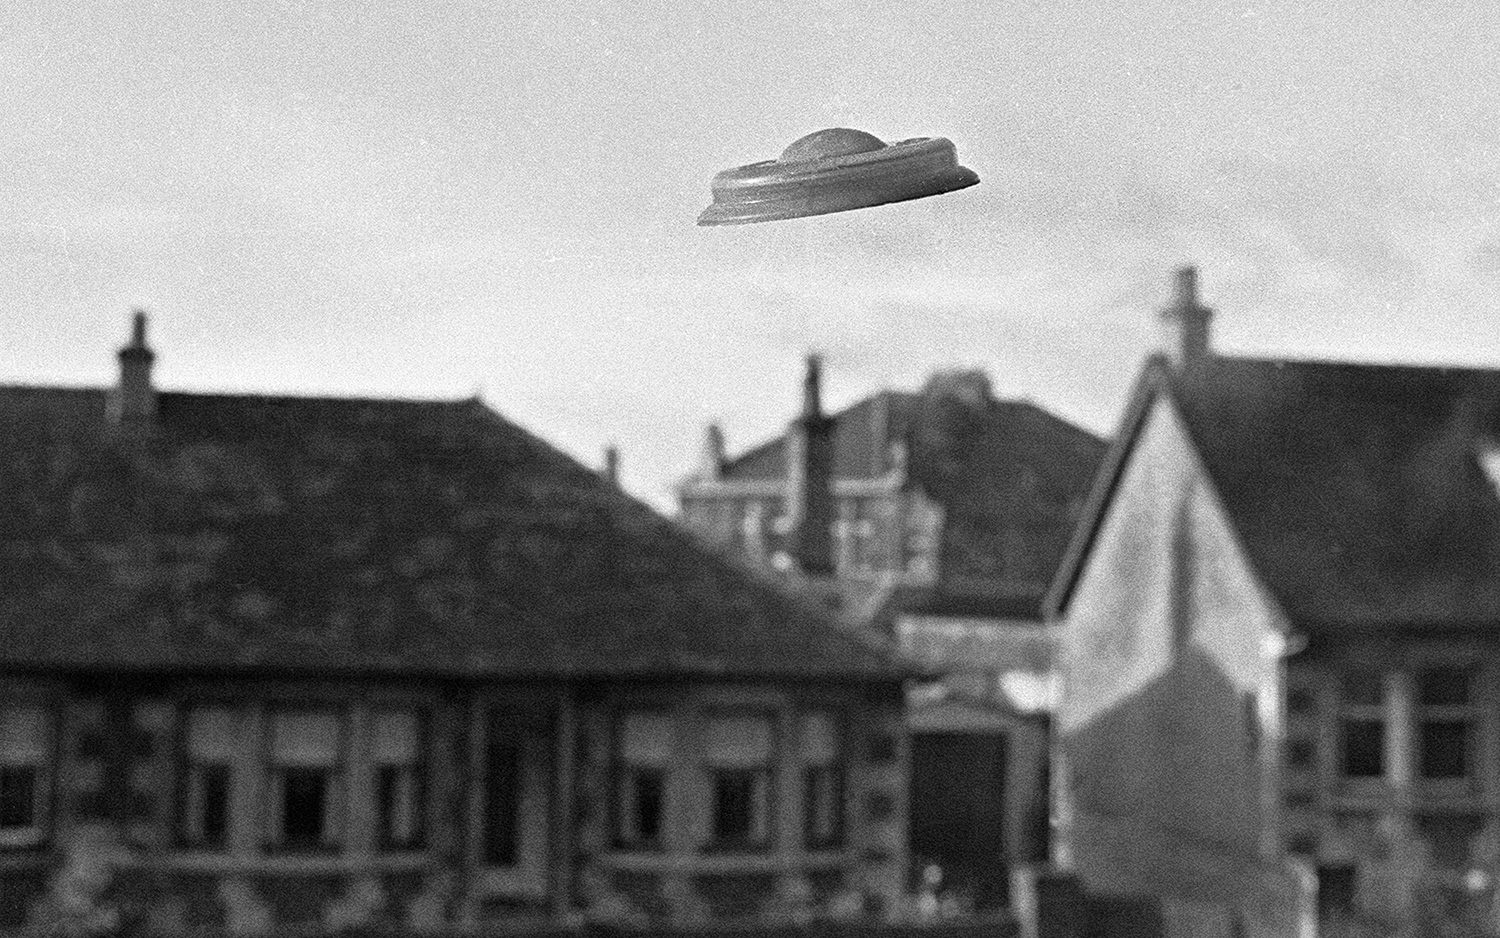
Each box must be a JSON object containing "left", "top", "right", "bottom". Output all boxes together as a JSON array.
[{"left": 696, "top": 128, "right": 979, "bottom": 226}]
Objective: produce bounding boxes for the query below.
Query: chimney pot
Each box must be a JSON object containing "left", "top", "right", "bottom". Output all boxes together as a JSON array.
[
  {"left": 603, "top": 444, "right": 620, "bottom": 486},
  {"left": 1157, "top": 265, "right": 1213, "bottom": 366},
  {"left": 802, "top": 353, "right": 824, "bottom": 418},
  {"left": 110, "top": 308, "right": 156, "bottom": 426},
  {"left": 1172, "top": 266, "right": 1197, "bottom": 308},
  {"left": 699, "top": 423, "right": 726, "bottom": 480}
]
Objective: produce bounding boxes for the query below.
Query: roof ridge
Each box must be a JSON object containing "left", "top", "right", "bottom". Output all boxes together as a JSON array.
[
  {"left": 0, "top": 381, "right": 475, "bottom": 408},
  {"left": 160, "top": 389, "right": 470, "bottom": 407},
  {"left": 1210, "top": 352, "right": 1500, "bottom": 378}
]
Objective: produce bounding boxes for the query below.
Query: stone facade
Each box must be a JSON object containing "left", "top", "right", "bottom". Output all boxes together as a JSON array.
[
  {"left": 0, "top": 676, "right": 906, "bottom": 932},
  {"left": 1280, "top": 649, "right": 1500, "bottom": 933}
]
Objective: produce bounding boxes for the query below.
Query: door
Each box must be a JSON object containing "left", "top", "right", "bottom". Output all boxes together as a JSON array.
[{"left": 909, "top": 731, "right": 1010, "bottom": 910}]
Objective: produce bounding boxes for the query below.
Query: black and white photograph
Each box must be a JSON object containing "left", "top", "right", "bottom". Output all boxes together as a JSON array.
[{"left": 2, "top": 3, "right": 1498, "bottom": 936}]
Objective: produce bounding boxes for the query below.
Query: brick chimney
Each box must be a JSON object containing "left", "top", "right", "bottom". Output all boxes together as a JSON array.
[
  {"left": 785, "top": 353, "right": 835, "bottom": 578},
  {"left": 109, "top": 309, "right": 156, "bottom": 427},
  {"left": 1157, "top": 266, "right": 1213, "bottom": 366}
]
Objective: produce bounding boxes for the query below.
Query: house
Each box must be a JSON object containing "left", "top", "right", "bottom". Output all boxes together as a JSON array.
[
  {"left": 0, "top": 314, "right": 911, "bottom": 934},
  {"left": 1042, "top": 266, "right": 1500, "bottom": 933},
  {"left": 678, "top": 356, "right": 1105, "bottom": 910}
]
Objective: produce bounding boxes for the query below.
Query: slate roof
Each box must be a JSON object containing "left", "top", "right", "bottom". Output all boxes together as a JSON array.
[
  {"left": 0, "top": 385, "right": 900, "bottom": 680},
  {"left": 1050, "top": 353, "right": 1500, "bottom": 631},
  {"left": 719, "top": 384, "right": 1107, "bottom": 590},
  {"left": 724, "top": 392, "right": 915, "bottom": 482}
]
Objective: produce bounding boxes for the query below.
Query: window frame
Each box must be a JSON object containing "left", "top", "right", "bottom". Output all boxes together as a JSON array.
[
  {"left": 800, "top": 710, "right": 846, "bottom": 850},
  {"left": 265, "top": 707, "right": 346, "bottom": 853},
  {"left": 0, "top": 702, "right": 53, "bottom": 848},
  {"left": 371, "top": 708, "right": 428, "bottom": 852},
  {"left": 1416, "top": 665, "right": 1477, "bottom": 787},
  {"left": 1337, "top": 669, "right": 1386, "bottom": 782},
  {"left": 702, "top": 710, "right": 776, "bottom": 852},
  {"left": 835, "top": 498, "right": 878, "bottom": 574},
  {"left": 612, "top": 710, "right": 672, "bottom": 851},
  {"left": 177, "top": 704, "right": 238, "bottom": 851}
]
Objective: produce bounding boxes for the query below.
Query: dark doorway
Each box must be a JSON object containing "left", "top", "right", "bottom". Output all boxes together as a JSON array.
[
  {"left": 1317, "top": 864, "right": 1357, "bottom": 922},
  {"left": 909, "top": 731, "right": 1009, "bottom": 910}
]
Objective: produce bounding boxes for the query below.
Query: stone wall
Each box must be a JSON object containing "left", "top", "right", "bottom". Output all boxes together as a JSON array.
[{"left": 1, "top": 675, "right": 906, "bottom": 934}]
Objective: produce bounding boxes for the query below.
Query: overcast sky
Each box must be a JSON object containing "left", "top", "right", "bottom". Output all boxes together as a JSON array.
[{"left": 6, "top": 1, "right": 1500, "bottom": 508}]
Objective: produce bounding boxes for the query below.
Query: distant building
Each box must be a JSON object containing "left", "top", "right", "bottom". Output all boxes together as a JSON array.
[
  {"left": 0, "top": 315, "right": 910, "bottom": 933},
  {"left": 678, "top": 355, "right": 1105, "bottom": 910}
]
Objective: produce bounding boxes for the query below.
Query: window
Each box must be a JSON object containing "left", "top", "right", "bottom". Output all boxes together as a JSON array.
[
  {"left": 1339, "top": 670, "right": 1385, "bottom": 779},
  {"left": 615, "top": 712, "right": 671, "bottom": 849},
  {"left": 0, "top": 705, "right": 50, "bottom": 845},
  {"left": 726, "top": 500, "right": 747, "bottom": 551},
  {"left": 1287, "top": 687, "right": 1316, "bottom": 715},
  {"left": 801, "top": 711, "right": 844, "bottom": 849},
  {"left": 182, "top": 707, "right": 236, "bottom": 848},
  {"left": 269, "top": 710, "right": 343, "bottom": 850},
  {"left": 1317, "top": 864, "right": 1357, "bottom": 921},
  {"left": 1286, "top": 738, "right": 1316, "bottom": 770},
  {"left": 705, "top": 714, "right": 773, "bottom": 849},
  {"left": 372, "top": 710, "right": 425, "bottom": 850},
  {"left": 1419, "top": 667, "right": 1474, "bottom": 781},
  {"left": 836, "top": 500, "right": 877, "bottom": 573}
]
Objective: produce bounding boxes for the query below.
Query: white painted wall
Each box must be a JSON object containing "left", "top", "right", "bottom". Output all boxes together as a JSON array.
[{"left": 1056, "top": 393, "right": 1291, "bottom": 906}]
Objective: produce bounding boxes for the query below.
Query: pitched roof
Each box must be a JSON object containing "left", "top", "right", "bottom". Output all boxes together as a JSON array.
[
  {"left": 719, "top": 383, "right": 1107, "bottom": 589},
  {"left": 1050, "top": 354, "right": 1500, "bottom": 631},
  {"left": 0, "top": 385, "right": 900, "bottom": 680},
  {"left": 722, "top": 392, "right": 915, "bottom": 481}
]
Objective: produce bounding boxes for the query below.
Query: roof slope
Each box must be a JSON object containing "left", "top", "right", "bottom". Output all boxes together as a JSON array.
[
  {"left": 723, "top": 392, "right": 916, "bottom": 482},
  {"left": 0, "top": 386, "right": 898, "bottom": 679},
  {"left": 1053, "top": 354, "right": 1500, "bottom": 631}
]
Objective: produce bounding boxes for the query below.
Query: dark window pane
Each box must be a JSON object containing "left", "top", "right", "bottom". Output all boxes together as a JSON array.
[
  {"left": 1287, "top": 688, "right": 1315, "bottom": 714},
  {"left": 1286, "top": 739, "right": 1316, "bottom": 768},
  {"left": 1419, "top": 668, "right": 1472, "bottom": 706},
  {"left": 1341, "top": 719, "right": 1385, "bottom": 778},
  {"left": 483, "top": 739, "right": 520, "bottom": 865},
  {"left": 1318, "top": 865, "right": 1357, "bottom": 919},
  {"left": 1420, "top": 720, "right": 1470, "bottom": 779},
  {"left": 1343, "top": 671, "right": 1383, "bottom": 707},
  {"left": 199, "top": 765, "right": 229, "bottom": 845},
  {"left": 632, "top": 769, "right": 663, "bottom": 844},
  {"left": 0, "top": 767, "right": 36, "bottom": 829},
  {"left": 282, "top": 769, "right": 327, "bottom": 847},
  {"left": 712, "top": 770, "right": 762, "bottom": 844}
]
